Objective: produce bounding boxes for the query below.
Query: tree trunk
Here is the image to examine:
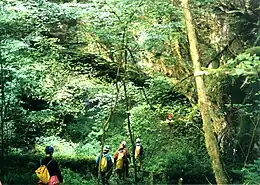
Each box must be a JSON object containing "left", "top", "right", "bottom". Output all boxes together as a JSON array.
[
  {"left": 181, "top": 0, "right": 228, "bottom": 184},
  {"left": 97, "top": 76, "right": 120, "bottom": 185},
  {"left": 123, "top": 48, "right": 138, "bottom": 184},
  {"left": 149, "top": 172, "right": 154, "bottom": 185},
  {"left": 0, "top": 58, "right": 5, "bottom": 179}
]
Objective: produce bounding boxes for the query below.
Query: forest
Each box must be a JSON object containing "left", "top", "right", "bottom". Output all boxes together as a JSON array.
[{"left": 0, "top": 0, "right": 259, "bottom": 184}]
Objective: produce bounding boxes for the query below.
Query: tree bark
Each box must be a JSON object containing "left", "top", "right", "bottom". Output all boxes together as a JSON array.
[
  {"left": 97, "top": 68, "right": 120, "bottom": 185},
  {"left": 181, "top": 0, "right": 228, "bottom": 184},
  {"left": 123, "top": 48, "right": 138, "bottom": 184},
  {"left": 0, "top": 58, "right": 5, "bottom": 179}
]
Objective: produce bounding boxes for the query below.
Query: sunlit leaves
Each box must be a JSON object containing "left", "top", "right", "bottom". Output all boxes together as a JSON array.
[
  {"left": 0, "top": 0, "right": 91, "bottom": 149},
  {"left": 226, "top": 53, "right": 260, "bottom": 76}
]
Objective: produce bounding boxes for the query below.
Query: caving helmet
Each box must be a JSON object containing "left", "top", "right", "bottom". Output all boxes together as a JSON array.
[
  {"left": 45, "top": 146, "right": 54, "bottom": 154},
  {"left": 103, "top": 145, "right": 110, "bottom": 152}
]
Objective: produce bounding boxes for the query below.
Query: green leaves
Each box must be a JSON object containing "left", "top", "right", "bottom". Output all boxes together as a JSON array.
[
  {"left": 234, "top": 68, "right": 244, "bottom": 76},
  {"left": 0, "top": 0, "right": 93, "bottom": 149},
  {"left": 226, "top": 52, "right": 260, "bottom": 76},
  {"left": 242, "top": 158, "right": 260, "bottom": 184}
]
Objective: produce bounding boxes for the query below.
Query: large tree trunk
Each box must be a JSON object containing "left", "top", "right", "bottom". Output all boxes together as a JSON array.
[
  {"left": 181, "top": 0, "right": 228, "bottom": 184},
  {"left": 0, "top": 58, "right": 5, "bottom": 179}
]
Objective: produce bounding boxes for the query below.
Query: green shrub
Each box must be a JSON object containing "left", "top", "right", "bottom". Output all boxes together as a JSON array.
[
  {"left": 62, "top": 168, "right": 96, "bottom": 185},
  {"left": 2, "top": 168, "right": 97, "bottom": 185},
  {"left": 3, "top": 170, "right": 38, "bottom": 185},
  {"left": 3, "top": 155, "right": 97, "bottom": 184},
  {"left": 242, "top": 158, "right": 260, "bottom": 184},
  {"left": 5, "top": 154, "right": 96, "bottom": 176}
]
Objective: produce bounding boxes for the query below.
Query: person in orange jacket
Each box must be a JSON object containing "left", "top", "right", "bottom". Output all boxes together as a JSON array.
[{"left": 114, "top": 141, "right": 131, "bottom": 178}]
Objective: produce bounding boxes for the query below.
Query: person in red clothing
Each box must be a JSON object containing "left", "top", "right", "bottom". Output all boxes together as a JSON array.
[
  {"left": 114, "top": 141, "right": 130, "bottom": 179},
  {"left": 38, "top": 146, "right": 63, "bottom": 185}
]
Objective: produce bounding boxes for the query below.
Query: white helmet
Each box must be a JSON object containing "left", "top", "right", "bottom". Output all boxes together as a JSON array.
[
  {"left": 136, "top": 138, "right": 141, "bottom": 143},
  {"left": 103, "top": 145, "right": 110, "bottom": 152},
  {"left": 121, "top": 141, "right": 126, "bottom": 146}
]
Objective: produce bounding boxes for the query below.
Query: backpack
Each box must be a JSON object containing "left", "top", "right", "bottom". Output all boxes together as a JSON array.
[
  {"left": 49, "top": 175, "right": 59, "bottom": 185},
  {"left": 100, "top": 154, "right": 108, "bottom": 172},
  {"left": 35, "top": 160, "right": 52, "bottom": 184},
  {"left": 116, "top": 150, "right": 124, "bottom": 170},
  {"left": 135, "top": 145, "right": 141, "bottom": 159}
]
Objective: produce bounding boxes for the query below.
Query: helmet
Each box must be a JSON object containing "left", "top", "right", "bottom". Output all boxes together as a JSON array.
[
  {"left": 103, "top": 145, "right": 110, "bottom": 152},
  {"left": 136, "top": 138, "right": 141, "bottom": 143},
  {"left": 121, "top": 141, "right": 126, "bottom": 146},
  {"left": 45, "top": 146, "right": 54, "bottom": 154}
]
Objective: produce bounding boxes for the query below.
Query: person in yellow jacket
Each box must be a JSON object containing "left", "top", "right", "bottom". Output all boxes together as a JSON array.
[
  {"left": 134, "top": 138, "right": 144, "bottom": 171},
  {"left": 96, "top": 146, "right": 113, "bottom": 185},
  {"left": 114, "top": 141, "right": 130, "bottom": 178}
]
